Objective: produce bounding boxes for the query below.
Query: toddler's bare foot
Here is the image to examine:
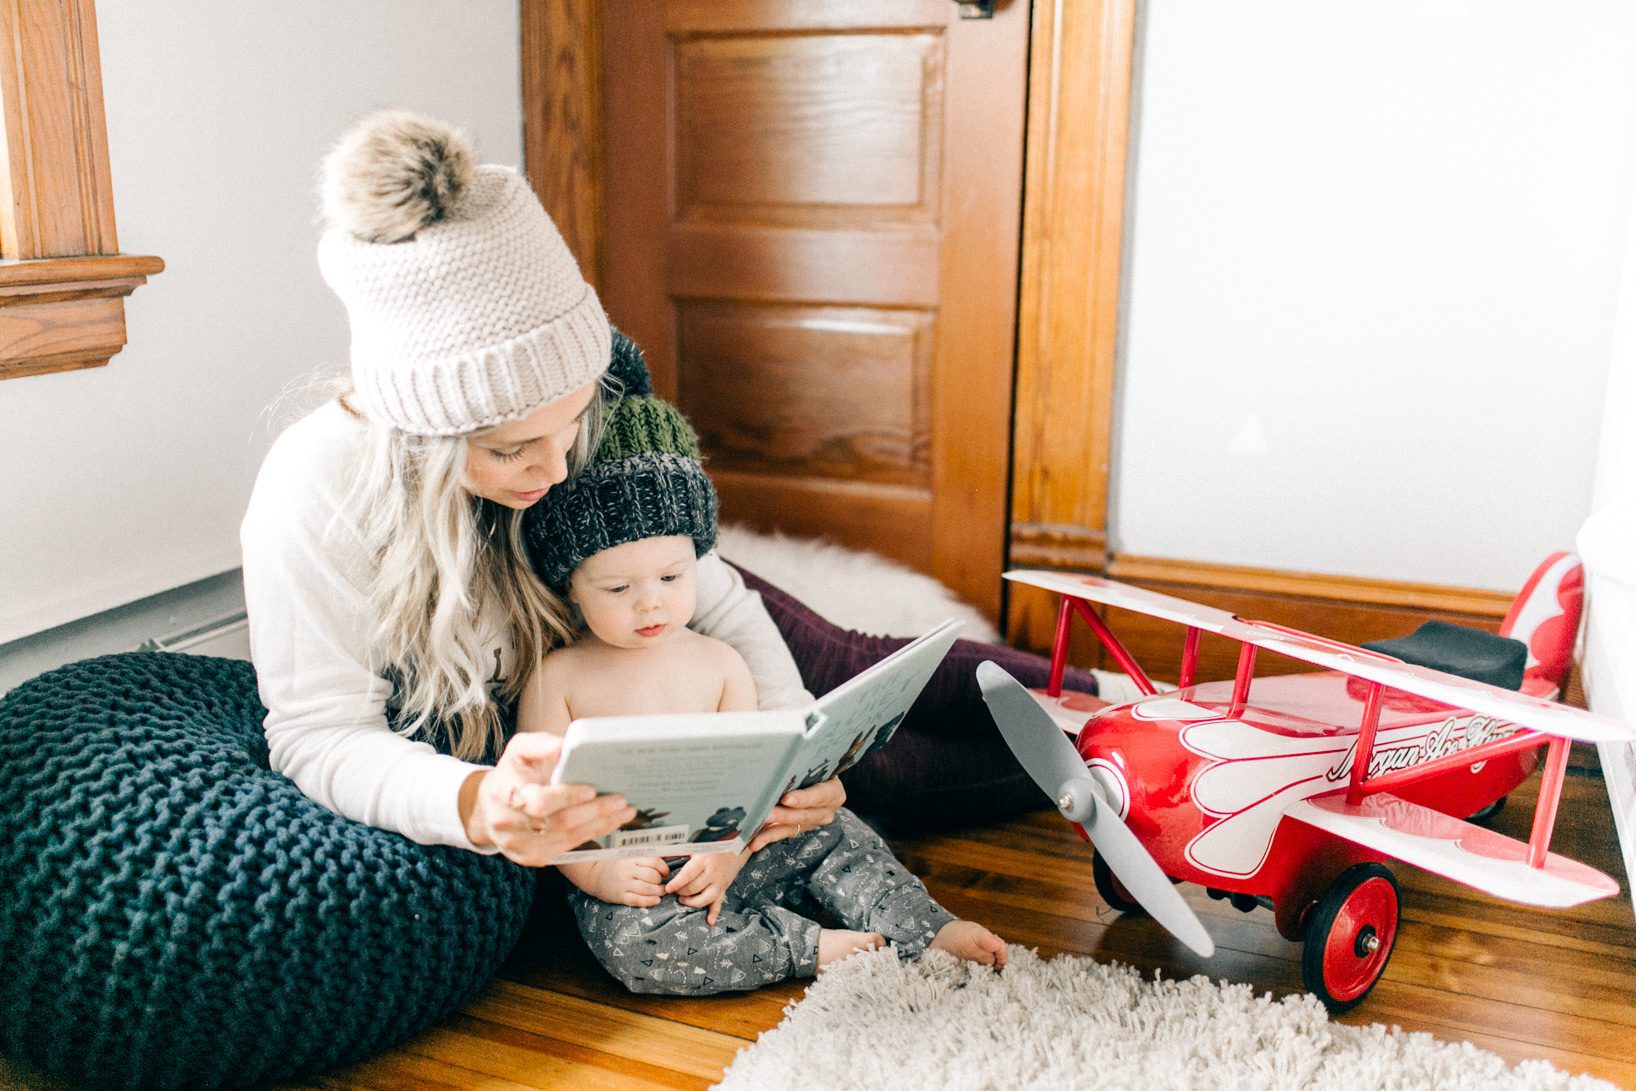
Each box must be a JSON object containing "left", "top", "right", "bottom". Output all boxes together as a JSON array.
[
  {"left": 930, "top": 920, "right": 1007, "bottom": 970},
  {"left": 817, "top": 928, "right": 884, "bottom": 970}
]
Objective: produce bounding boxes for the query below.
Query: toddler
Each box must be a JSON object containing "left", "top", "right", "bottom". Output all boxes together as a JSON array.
[{"left": 520, "top": 394, "right": 1007, "bottom": 995}]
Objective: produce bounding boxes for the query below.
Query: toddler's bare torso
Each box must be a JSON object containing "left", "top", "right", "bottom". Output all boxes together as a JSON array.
[{"left": 556, "top": 628, "right": 737, "bottom": 719}]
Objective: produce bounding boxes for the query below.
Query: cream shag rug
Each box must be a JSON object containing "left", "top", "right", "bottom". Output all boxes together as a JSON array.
[{"left": 714, "top": 947, "right": 1614, "bottom": 1091}]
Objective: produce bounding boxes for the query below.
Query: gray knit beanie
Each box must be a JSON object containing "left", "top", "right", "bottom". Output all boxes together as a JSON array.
[
  {"left": 525, "top": 396, "right": 718, "bottom": 591},
  {"left": 317, "top": 110, "right": 610, "bottom": 436}
]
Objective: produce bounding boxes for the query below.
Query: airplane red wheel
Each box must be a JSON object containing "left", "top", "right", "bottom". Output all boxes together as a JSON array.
[
  {"left": 1092, "top": 851, "right": 1145, "bottom": 916},
  {"left": 1301, "top": 863, "right": 1399, "bottom": 1014}
]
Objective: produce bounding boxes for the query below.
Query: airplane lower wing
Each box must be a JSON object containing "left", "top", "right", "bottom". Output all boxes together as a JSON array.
[{"left": 1287, "top": 793, "right": 1620, "bottom": 909}]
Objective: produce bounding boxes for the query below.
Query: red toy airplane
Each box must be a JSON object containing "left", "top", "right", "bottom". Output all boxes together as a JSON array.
[{"left": 977, "top": 552, "right": 1635, "bottom": 1012}]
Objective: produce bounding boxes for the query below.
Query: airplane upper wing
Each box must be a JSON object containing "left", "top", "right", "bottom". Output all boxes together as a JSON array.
[
  {"left": 1287, "top": 793, "right": 1620, "bottom": 908},
  {"left": 1006, "top": 570, "right": 1245, "bottom": 634},
  {"left": 1004, "top": 569, "right": 1636, "bottom": 746}
]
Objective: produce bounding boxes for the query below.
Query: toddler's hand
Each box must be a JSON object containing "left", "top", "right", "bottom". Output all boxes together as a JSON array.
[
  {"left": 577, "top": 857, "right": 671, "bottom": 907},
  {"left": 666, "top": 850, "right": 747, "bottom": 925}
]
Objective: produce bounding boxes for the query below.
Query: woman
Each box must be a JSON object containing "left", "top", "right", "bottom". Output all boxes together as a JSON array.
[
  {"left": 241, "top": 110, "right": 842, "bottom": 865},
  {"left": 243, "top": 109, "right": 1095, "bottom": 864}
]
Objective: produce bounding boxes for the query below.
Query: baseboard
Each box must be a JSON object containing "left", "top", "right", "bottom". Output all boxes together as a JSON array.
[
  {"left": 135, "top": 615, "right": 250, "bottom": 659},
  {"left": 0, "top": 570, "right": 248, "bottom": 696},
  {"left": 1102, "top": 554, "right": 1514, "bottom": 616}
]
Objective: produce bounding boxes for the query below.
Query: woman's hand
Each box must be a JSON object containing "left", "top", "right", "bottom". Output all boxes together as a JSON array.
[
  {"left": 459, "top": 731, "right": 634, "bottom": 866},
  {"left": 746, "top": 776, "right": 845, "bottom": 853},
  {"left": 667, "top": 850, "right": 748, "bottom": 925}
]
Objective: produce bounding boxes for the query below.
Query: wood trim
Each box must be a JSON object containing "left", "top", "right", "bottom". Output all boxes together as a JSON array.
[
  {"left": 0, "top": 0, "right": 117, "bottom": 259},
  {"left": 595, "top": 4, "right": 671, "bottom": 392},
  {"left": 1105, "top": 552, "right": 1514, "bottom": 618},
  {"left": 1005, "top": 0, "right": 1136, "bottom": 607},
  {"left": 929, "top": 4, "right": 1032, "bottom": 621},
  {"left": 1009, "top": 521, "right": 1108, "bottom": 571},
  {"left": 0, "top": 0, "right": 160, "bottom": 380},
  {"left": 520, "top": 0, "right": 606, "bottom": 291},
  {"left": 662, "top": 1, "right": 948, "bottom": 32},
  {"left": 0, "top": 253, "right": 164, "bottom": 291},
  {"left": 0, "top": 254, "right": 163, "bottom": 378}
]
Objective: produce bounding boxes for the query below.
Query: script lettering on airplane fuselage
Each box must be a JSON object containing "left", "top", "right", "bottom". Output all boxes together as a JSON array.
[{"left": 1324, "top": 714, "right": 1516, "bottom": 783}]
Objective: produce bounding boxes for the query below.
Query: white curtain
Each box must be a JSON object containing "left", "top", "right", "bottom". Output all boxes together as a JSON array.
[{"left": 1579, "top": 168, "right": 1636, "bottom": 911}]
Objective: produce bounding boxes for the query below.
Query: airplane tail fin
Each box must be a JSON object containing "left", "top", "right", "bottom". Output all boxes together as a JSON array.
[{"left": 1499, "top": 552, "right": 1584, "bottom": 698}]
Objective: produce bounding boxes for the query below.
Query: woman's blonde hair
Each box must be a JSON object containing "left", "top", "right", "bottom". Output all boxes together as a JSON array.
[{"left": 345, "top": 377, "right": 618, "bottom": 760}]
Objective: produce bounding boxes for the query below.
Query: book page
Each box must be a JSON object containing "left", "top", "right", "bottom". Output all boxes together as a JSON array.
[
  {"left": 548, "top": 709, "right": 805, "bottom": 862},
  {"left": 790, "top": 620, "right": 963, "bottom": 789}
]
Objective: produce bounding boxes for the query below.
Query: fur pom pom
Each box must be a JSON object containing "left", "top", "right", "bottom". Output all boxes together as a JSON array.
[{"left": 322, "top": 110, "right": 474, "bottom": 244}]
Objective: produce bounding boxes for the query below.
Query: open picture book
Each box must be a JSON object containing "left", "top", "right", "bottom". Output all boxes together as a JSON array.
[{"left": 546, "top": 619, "right": 964, "bottom": 863}]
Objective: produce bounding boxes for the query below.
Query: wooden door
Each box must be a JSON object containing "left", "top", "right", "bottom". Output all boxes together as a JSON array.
[{"left": 599, "top": 0, "right": 1030, "bottom": 620}]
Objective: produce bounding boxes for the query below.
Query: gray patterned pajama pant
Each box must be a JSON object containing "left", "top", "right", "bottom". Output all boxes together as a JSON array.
[{"left": 567, "top": 808, "right": 956, "bottom": 995}]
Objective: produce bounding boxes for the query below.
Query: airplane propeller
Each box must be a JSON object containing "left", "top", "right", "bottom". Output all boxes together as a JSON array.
[{"left": 976, "top": 661, "right": 1216, "bottom": 958}]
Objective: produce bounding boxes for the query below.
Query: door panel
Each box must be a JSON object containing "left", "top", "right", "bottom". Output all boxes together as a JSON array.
[
  {"left": 678, "top": 302, "right": 933, "bottom": 486},
  {"left": 601, "top": 0, "right": 1027, "bottom": 618},
  {"left": 675, "top": 33, "right": 942, "bottom": 220}
]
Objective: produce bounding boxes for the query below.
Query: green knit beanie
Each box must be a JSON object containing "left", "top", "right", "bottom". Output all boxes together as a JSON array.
[{"left": 524, "top": 395, "right": 718, "bottom": 590}]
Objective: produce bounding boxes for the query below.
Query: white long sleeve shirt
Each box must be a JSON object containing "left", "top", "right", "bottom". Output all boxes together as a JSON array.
[{"left": 240, "top": 401, "right": 812, "bottom": 851}]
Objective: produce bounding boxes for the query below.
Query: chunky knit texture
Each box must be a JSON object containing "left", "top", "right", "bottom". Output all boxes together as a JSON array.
[
  {"left": 607, "top": 326, "right": 654, "bottom": 398},
  {"left": 0, "top": 653, "right": 534, "bottom": 1090},
  {"left": 525, "top": 395, "right": 719, "bottom": 590},
  {"left": 318, "top": 110, "right": 610, "bottom": 436}
]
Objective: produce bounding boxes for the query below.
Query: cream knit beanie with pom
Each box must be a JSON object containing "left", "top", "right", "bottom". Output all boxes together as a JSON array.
[{"left": 317, "top": 110, "right": 610, "bottom": 436}]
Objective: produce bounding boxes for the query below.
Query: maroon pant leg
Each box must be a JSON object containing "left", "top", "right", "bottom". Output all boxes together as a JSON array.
[{"left": 731, "top": 565, "right": 1098, "bottom": 829}]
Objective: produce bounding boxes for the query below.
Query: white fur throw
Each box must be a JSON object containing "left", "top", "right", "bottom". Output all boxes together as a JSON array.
[{"left": 716, "top": 525, "right": 1001, "bottom": 643}]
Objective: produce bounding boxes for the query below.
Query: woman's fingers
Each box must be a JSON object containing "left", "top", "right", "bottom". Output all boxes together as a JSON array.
[
  {"left": 510, "top": 781, "right": 583, "bottom": 820},
  {"left": 747, "top": 823, "right": 797, "bottom": 853},
  {"left": 761, "top": 805, "right": 829, "bottom": 830},
  {"left": 548, "top": 792, "right": 633, "bottom": 840},
  {"left": 501, "top": 730, "right": 564, "bottom": 775},
  {"left": 482, "top": 771, "right": 632, "bottom": 867},
  {"left": 782, "top": 777, "right": 845, "bottom": 813},
  {"left": 762, "top": 775, "right": 845, "bottom": 833}
]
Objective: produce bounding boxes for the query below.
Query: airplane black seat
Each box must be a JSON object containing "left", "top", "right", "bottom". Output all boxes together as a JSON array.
[{"left": 1361, "top": 620, "right": 1527, "bottom": 691}]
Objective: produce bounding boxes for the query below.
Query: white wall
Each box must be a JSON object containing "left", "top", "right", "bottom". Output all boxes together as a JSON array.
[
  {"left": 1116, "top": 1, "right": 1636, "bottom": 592},
  {"left": 0, "top": 0, "right": 523, "bottom": 644},
  {"left": 10, "top": 3, "right": 1633, "bottom": 645}
]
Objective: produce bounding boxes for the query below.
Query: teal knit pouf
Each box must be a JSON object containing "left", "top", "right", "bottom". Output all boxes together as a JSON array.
[{"left": 0, "top": 653, "right": 534, "bottom": 1090}]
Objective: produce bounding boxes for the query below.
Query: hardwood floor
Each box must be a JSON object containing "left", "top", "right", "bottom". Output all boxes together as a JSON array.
[
  {"left": 3, "top": 773, "right": 1632, "bottom": 1089},
  {"left": 319, "top": 771, "right": 1633, "bottom": 1090}
]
